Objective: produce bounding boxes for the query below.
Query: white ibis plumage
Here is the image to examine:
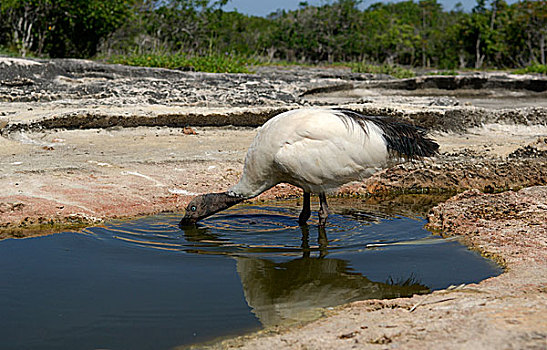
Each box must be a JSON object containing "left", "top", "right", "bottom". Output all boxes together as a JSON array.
[{"left": 179, "top": 108, "right": 438, "bottom": 227}]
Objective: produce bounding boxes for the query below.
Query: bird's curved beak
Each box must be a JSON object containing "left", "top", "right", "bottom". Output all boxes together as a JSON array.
[
  {"left": 178, "top": 209, "right": 197, "bottom": 227},
  {"left": 179, "top": 217, "right": 197, "bottom": 227}
]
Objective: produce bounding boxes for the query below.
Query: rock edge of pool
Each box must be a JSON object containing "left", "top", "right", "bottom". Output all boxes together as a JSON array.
[{"left": 0, "top": 58, "right": 546, "bottom": 349}]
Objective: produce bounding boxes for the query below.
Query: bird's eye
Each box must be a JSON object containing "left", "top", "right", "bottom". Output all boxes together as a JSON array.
[{"left": 190, "top": 205, "right": 197, "bottom": 212}]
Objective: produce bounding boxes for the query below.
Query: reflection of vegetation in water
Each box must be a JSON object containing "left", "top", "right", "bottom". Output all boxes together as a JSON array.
[{"left": 236, "top": 256, "right": 429, "bottom": 326}]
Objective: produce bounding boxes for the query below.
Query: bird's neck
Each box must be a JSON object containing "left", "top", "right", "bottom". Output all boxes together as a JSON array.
[
  {"left": 202, "top": 192, "right": 245, "bottom": 219},
  {"left": 228, "top": 175, "right": 276, "bottom": 199}
]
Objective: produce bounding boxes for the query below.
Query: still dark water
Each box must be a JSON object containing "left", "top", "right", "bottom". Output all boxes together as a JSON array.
[{"left": 0, "top": 201, "right": 502, "bottom": 350}]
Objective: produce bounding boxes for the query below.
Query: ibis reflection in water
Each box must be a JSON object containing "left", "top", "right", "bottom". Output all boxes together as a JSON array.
[{"left": 181, "top": 224, "right": 429, "bottom": 326}]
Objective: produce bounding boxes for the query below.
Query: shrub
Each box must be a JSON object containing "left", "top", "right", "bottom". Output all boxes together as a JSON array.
[{"left": 514, "top": 64, "right": 547, "bottom": 75}]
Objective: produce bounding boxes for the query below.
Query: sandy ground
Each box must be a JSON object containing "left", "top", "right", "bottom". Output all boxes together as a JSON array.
[{"left": 1, "top": 57, "right": 546, "bottom": 349}]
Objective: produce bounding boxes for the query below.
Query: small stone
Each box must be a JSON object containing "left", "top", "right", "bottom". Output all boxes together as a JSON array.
[{"left": 183, "top": 126, "right": 197, "bottom": 135}]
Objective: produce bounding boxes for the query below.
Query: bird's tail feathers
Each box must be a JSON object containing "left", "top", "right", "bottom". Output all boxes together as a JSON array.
[{"left": 334, "top": 109, "right": 439, "bottom": 159}]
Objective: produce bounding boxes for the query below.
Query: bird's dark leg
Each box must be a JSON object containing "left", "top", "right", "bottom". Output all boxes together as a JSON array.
[
  {"left": 318, "top": 225, "right": 328, "bottom": 258},
  {"left": 298, "top": 191, "right": 311, "bottom": 226},
  {"left": 318, "top": 193, "right": 329, "bottom": 227},
  {"left": 300, "top": 224, "right": 311, "bottom": 258}
]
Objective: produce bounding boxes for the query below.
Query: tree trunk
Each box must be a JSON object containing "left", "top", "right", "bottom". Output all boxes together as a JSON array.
[
  {"left": 475, "top": 34, "right": 484, "bottom": 69},
  {"left": 459, "top": 51, "right": 467, "bottom": 69},
  {"left": 266, "top": 47, "right": 276, "bottom": 63},
  {"left": 540, "top": 32, "right": 545, "bottom": 65},
  {"left": 490, "top": 1, "right": 497, "bottom": 30},
  {"left": 422, "top": 7, "right": 427, "bottom": 67},
  {"left": 422, "top": 42, "right": 426, "bottom": 67},
  {"left": 9, "top": 4, "right": 38, "bottom": 57},
  {"left": 386, "top": 53, "right": 396, "bottom": 66},
  {"left": 527, "top": 32, "right": 537, "bottom": 64}
]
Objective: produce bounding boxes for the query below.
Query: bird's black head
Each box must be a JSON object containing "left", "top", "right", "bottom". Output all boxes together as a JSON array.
[
  {"left": 179, "top": 192, "right": 244, "bottom": 227},
  {"left": 179, "top": 195, "right": 205, "bottom": 226}
]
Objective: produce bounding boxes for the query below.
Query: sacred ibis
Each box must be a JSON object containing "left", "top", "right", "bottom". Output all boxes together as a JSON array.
[{"left": 179, "top": 108, "right": 438, "bottom": 227}]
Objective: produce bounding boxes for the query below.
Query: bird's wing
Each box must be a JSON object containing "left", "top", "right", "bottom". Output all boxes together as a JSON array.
[{"left": 273, "top": 113, "right": 389, "bottom": 192}]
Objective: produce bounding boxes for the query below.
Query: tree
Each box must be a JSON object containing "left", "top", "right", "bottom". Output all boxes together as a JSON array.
[
  {"left": 0, "top": 0, "right": 134, "bottom": 57},
  {"left": 0, "top": 0, "right": 56, "bottom": 56},
  {"left": 418, "top": 0, "right": 443, "bottom": 67},
  {"left": 1, "top": 0, "right": 543, "bottom": 69},
  {"left": 514, "top": 0, "right": 547, "bottom": 65}
]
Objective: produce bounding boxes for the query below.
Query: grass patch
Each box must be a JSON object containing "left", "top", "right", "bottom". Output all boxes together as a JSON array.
[
  {"left": 426, "top": 70, "right": 459, "bottom": 76},
  {"left": 253, "top": 58, "right": 315, "bottom": 67},
  {"left": 0, "top": 46, "right": 17, "bottom": 57},
  {"left": 106, "top": 52, "right": 253, "bottom": 73},
  {"left": 254, "top": 59, "right": 417, "bottom": 79},
  {"left": 514, "top": 63, "right": 547, "bottom": 75},
  {"left": 348, "top": 62, "right": 415, "bottom": 79},
  {"left": 0, "top": 45, "right": 40, "bottom": 58}
]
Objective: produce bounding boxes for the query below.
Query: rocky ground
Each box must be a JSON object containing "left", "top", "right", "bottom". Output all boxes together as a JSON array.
[{"left": 1, "top": 57, "right": 546, "bottom": 348}]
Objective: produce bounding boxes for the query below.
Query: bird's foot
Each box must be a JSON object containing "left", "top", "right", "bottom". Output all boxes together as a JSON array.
[
  {"left": 318, "top": 215, "right": 328, "bottom": 227},
  {"left": 318, "top": 208, "right": 329, "bottom": 227},
  {"left": 318, "top": 193, "right": 329, "bottom": 227},
  {"left": 317, "top": 226, "right": 328, "bottom": 258},
  {"left": 298, "top": 214, "right": 310, "bottom": 226}
]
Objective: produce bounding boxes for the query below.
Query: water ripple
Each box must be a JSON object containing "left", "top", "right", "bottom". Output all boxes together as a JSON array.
[{"left": 82, "top": 203, "right": 448, "bottom": 257}]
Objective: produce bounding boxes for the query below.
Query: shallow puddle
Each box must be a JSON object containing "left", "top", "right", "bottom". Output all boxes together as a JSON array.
[{"left": 0, "top": 199, "right": 502, "bottom": 350}]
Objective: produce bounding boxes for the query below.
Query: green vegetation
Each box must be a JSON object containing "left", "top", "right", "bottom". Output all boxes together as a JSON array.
[
  {"left": 1, "top": 0, "right": 546, "bottom": 74},
  {"left": 426, "top": 70, "right": 459, "bottom": 76},
  {"left": 349, "top": 62, "right": 416, "bottom": 79},
  {"left": 107, "top": 52, "right": 253, "bottom": 73},
  {"left": 514, "top": 64, "right": 547, "bottom": 75},
  {"left": 0, "top": 45, "right": 18, "bottom": 57},
  {"left": 0, "top": 0, "right": 132, "bottom": 58}
]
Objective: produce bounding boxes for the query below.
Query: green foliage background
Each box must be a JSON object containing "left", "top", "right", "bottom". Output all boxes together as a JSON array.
[{"left": 0, "top": 0, "right": 545, "bottom": 72}]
